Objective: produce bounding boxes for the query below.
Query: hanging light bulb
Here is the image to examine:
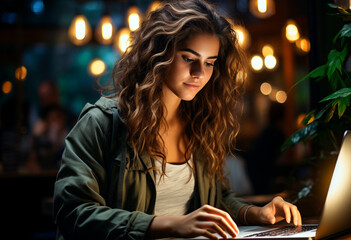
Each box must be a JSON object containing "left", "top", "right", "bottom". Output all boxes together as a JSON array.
[
  {"left": 285, "top": 19, "right": 300, "bottom": 42},
  {"left": 68, "top": 14, "right": 92, "bottom": 46},
  {"left": 114, "top": 27, "right": 131, "bottom": 54},
  {"left": 95, "top": 15, "right": 115, "bottom": 45},
  {"left": 127, "top": 6, "right": 142, "bottom": 32},
  {"left": 249, "top": 0, "right": 275, "bottom": 19},
  {"left": 232, "top": 25, "right": 251, "bottom": 49}
]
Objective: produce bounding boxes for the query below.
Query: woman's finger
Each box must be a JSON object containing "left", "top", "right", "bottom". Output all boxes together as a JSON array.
[
  {"left": 197, "top": 211, "right": 238, "bottom": 237},
  {"left": 201, "top": 205, "right": 239, "bottom": 234},
  {"left": 290, "top": 205, "right": 302, "bottom": 226},
  {"left": 195, "top": 228, "right": 220, "bottom": 240},
  {"left": 197, "top": 221, "right": 228, "bottom": 239},
  {"left": 283, "top": 203, "right": 292, "bottom": 224}
]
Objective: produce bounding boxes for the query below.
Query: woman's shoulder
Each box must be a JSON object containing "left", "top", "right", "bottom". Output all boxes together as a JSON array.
[
  {"left": 74, "top": 96, "right": 121, "bottom": 132},
  {"left": 78, "top": 96, "right": 118, "bottom": 118},
  {"left": 94, "top": 96, "right": 119, "bottom": 112}
]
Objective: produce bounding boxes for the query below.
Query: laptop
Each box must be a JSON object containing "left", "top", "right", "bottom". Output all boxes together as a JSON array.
[{"left": 195, "top": 130, "right": 351, "bottom": 239}]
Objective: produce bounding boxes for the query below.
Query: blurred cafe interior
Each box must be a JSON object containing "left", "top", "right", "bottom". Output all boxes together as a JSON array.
[{"left": 0, "top": 0, "right": 351, "bottom": 239}]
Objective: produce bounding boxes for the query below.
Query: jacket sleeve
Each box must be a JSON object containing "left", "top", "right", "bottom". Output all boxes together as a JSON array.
[
  {"left": 53, "top": 107, "right": 154, "bottom": 240},
  {"left": 217, "top": 180, "right": 251, "bottom": 224}
]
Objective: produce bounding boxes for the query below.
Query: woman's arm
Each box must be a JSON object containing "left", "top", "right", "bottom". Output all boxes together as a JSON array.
[
  {"left": 146, "top": 205, "right": 239, "bottom": 239},
  {"left": 239, "top": 196, "right": 302, "bottom": 226},
  {"left": 53, "top": 107, "right": 154, "bottom": 240}
]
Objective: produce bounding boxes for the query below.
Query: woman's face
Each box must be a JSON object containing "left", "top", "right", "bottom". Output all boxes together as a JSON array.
[{"left": 162, "top": 33, "right": 220, "bottom": 102}]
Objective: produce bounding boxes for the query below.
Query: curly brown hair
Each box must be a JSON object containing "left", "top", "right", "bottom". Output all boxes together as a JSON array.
[{"left": 99, "top": 0, "right": 247, "bottom": 182}]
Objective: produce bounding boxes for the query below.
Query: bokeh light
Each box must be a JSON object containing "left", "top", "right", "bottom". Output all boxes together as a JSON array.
[
  {"left": 276, "top": 90, "right": 287, "bottom": 103},
  {"left": 15, "top": 66, "right": 27, "bottom": 80},
  {"left": 251, "top": 55, "right": 263, "bottom": 71},
  {"left": 89, "top": 59, "right": 106, "bottom": 76},
  {"left": 260, "top": 82, "right": 272, "bottom": 95},
  {"left": 2, "top": 81, "right": 12, "bottom": 94}
]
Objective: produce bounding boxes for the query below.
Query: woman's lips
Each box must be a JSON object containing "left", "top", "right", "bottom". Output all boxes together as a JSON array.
[{"left": 184, "top": 82, "right": 200, "bottom": 90}]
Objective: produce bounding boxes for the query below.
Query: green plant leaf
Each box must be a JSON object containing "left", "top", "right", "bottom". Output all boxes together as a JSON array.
[
  {"left": 320, "top": 88, "right": 351, "bottom": 102},
  {"left": 326, "top": 102, "right": 337, "bottom": 122},
  {"left": 288, "top": 65, "right": 327, "bottom": 93},
  {"left": 329, "top": 71, "right": 341, "bottom": 90},
  {"left": 337, "top": 96, "right": 351, "bottom": 118},
  {"left": 302, "top": 110, "right": 316, "bottom": 126},
  {"left": 333, "top": 31, "right": 342, "bottom": 44},
  {"left": 327, "top": 3, "right": 338, "bottom": 8},
  {"left": 315, "top": 102, "right": 333, "bottom": 120},
  {"left": 281, "top": 121, "right": 320, "bottom": 152},
  {"left": 327, "top": 48, "right": 348, "bottom": 80},
  {"left": 340, "top": 23, "right": 351, "bottom": 38}
]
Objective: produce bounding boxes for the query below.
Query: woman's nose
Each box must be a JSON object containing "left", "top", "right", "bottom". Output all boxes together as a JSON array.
[{"left": 190, "top": 62, "right": 204, "bottom": 78}]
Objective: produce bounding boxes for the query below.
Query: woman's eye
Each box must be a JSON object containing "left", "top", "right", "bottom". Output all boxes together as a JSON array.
[
  {"left": 205, "top": 62, "right": 215, "bottom": 67},
  {"left": 182, "top": 56, "right": 194, "bottom": 62}
]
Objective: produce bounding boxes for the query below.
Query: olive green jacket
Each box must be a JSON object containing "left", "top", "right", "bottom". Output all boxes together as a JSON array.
[{"left": 53, "top": 96, "right": 249, "bottom": 240}]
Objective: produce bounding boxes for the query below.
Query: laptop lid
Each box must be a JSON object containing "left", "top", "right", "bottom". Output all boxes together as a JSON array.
[
  {"left": 189, "top": 130, "right": 351, "bottom": 240},
  {"left": 315, "top": 130, "right": 351, "bottom": 239},
  {"left": 235, "top": 130, "right": 351, "bottom": 239}
]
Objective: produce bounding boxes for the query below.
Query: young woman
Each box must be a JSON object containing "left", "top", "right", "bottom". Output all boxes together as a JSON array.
[{"left": 53, "top": 0, "right": 302, "bottom": 239}]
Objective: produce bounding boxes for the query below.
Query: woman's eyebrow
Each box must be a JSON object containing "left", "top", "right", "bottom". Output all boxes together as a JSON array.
[{"left": 180, "top": 48, "right": 218, "bottom": 59}]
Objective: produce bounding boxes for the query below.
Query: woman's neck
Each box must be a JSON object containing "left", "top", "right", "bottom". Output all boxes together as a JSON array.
[{"left": 161, "top": 85, "right": 182, "bottom": 124}]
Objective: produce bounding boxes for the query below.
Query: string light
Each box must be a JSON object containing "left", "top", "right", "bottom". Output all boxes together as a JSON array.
[
  {"left": 127, "top": 6, "right": 142, "bottom": 31},
  {"left": 114, "top": 27, "right": 131, "bottom": 53},
  {"left": 249, "top": 0, "right": 275, "bottom": 18},
  {"left": 95, "top": 15, "right": 115, "bottom": 45},
  {"left": 285, "top": 20, "right": 300, "bottom": 42},
  {"left": 68, "top": 15, "right": 92, "bottom": 46},
  {"left": 233, "top": 25, "right": 251, "bottom": 49}
]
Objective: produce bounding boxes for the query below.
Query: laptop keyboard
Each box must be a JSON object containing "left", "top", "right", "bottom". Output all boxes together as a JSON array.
[{"left": 245, "top": 225, "right": 318, "bottom": 237}]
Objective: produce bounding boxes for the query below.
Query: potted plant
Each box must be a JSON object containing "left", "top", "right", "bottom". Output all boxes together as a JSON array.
[{"left": 281, "top": 3, "right": 351, "bottom": 217}]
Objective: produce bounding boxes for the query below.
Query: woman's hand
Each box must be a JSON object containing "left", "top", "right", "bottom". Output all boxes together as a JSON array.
[
  {"left": 147, "top": 204, "right": 239, "bottom": 239},
  {"left": 246, "top": 196, "right": 302, "bottom": 226}
]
